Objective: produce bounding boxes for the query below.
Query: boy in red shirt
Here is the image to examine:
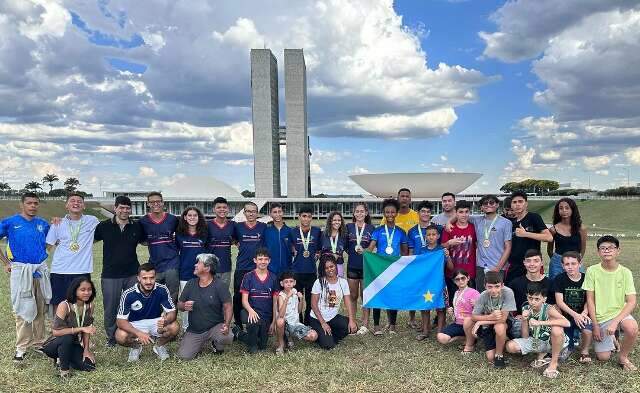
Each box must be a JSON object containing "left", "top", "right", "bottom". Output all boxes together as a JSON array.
[{"left": 442, "top": 200, "right": 477, "bottom": 305}]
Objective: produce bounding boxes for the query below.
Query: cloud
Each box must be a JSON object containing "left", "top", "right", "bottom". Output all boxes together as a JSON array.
[
  {"left": 138, "top": 166, "right": 157, "bottom": 177},
  {"left": 583, "top": 156, "right": 612, "bottom": 171},
  {"left": 625, "top": 147, "right": 640, "bottom": 165}
]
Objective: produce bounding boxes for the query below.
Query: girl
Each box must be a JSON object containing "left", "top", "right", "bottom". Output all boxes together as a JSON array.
[
  {"left": 436, "top": 269, "right": 480, "bottom": 353},
  {"left": 346, "top": 203, "right": 375, "bottom": 335},
  {"left": 547, "top": 198, "right": 587, "bottom": 279},
  {"left": 176, "top": 207, "right": 208, "bottom": 330},
  {"left": 42, "top": 277, "right": 97, "bottom": 378},
  {"left": 321, "top": 211, "right": 347, "bottom": 278}
]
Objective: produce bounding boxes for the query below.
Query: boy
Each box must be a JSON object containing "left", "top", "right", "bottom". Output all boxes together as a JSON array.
[
  {"left": 240, "top": 248, "right": 279, "bottom": 354},
  {"left": 471, "top": 271, "right": 517, "bottom": 368},
  {"left": 409, "top": 223, "right": 451, "bottom": 340},
  {"left": 552, "top": 251, "right": 592, "bottom": 361},
  {"left": 264, "top": 203, "right": 293, "bottom": 276},
  {"left": 509, "top": 249, "right": 553, "bottom": 325},
  {"left": 506, "top": 281, "right": 570, "bottom": 379},
  {"left": 275, "top": 271, "right": 318, "bottom": 354},
  {"left": 442, "top": 200, "right": 477, "bottom": 297},
  {"left": 583, "top": 235, "right": 637, "bottom": 371}
]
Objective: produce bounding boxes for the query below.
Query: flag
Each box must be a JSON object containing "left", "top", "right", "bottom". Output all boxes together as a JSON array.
[{"left": 363, "top": 250, "right": 445, "bottom": 310}]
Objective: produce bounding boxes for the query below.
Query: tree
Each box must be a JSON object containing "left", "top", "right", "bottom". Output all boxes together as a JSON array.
[
  {"left": 241, "top": 189, "right": 255, "bottom": 198},
  {"left": 0, "top": 182, "right": 11, "bottom": 197},
  {"left": 42, "top": 173, "right": 59, "bottom": 193},
  {"left": 24, "top": 181, "right": 42, "bottom": 193},
  {"left": 64, "top": 177, "right": 81, "bottom": 192}
]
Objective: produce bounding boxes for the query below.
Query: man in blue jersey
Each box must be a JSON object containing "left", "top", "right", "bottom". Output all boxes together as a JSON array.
[
  {"left": 0, "top": 192, "right": 51, "bottom": 363},
  {"left": 289, "top": 205, "right": 322, "bottom": 325},
  {"left": 115, "top": 263, "right": 179, "bottom": 362},
  {"left": 207, "top": 197, "right": 235, "bottom": 289},
  {"left": 232, "top": 202, "right": 266, "bottom": 329},
  {"left": 264, "top": 203, "right": 292, "bottom": 276},
  {"left": 139, "top": 192, "right": 180, "bottom": 303}
]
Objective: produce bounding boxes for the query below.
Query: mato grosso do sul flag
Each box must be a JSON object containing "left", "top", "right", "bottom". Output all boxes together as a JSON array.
[{"left": 363, "top": 250, "right": 445, "bottom": 310}]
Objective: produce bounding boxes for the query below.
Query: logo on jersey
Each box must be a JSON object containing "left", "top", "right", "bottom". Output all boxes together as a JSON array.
[
  {"left": 131, "top": 300, "right": 143, "bottom": 311},
  {"left": 13, "top": 225, "right": 22, "bottom": 229},
  {"left": 37, "top": 224, "right": 44, "bottom": 232}
]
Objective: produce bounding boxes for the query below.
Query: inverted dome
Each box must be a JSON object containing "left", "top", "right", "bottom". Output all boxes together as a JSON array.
[{"left": 349, "top": 172, "right": 482, "bottom": 198}]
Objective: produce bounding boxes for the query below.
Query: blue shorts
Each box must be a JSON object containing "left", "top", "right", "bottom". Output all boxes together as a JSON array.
[{"left": 441, "top": 323, "right": 465, "bottom": 338}]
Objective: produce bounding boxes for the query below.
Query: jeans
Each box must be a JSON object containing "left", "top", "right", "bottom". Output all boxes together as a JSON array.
[{"left": 233, "top": 269, "right": 252, "bottom": 328}]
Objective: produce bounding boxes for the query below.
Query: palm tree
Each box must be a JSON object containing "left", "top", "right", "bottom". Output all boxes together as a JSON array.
[
  {"left": 24, "top": 181, "right": 42, "bottom": 193},
  {"left": 64, "top": 177, "right": 81, "bottom": 192},
  {"left": 0, "top": 182, "right": 11, "bottom": 197},
  {"left": 42, "top": 173, "right": 59, "bottom": 193}
]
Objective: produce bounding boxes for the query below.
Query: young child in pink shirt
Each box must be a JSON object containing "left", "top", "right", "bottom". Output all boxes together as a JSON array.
[{"left": 437, "top": 269, "right": 480, "bottom": 353}]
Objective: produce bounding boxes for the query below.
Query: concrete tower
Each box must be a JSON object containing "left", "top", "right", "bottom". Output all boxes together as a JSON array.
[
  {"left": 251, "top": 49, "right": 281, "bottom": 198},
  {"left": 284, "top": 49, "right": 310, "bottom": 198}
]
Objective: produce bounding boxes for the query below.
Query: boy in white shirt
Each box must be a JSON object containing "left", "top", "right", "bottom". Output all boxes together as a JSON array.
[{"left": 275, "top": 271, "right": 318, "bottom": 354}]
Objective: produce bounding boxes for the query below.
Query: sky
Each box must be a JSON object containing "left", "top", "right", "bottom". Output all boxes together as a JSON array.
[{"left": 1, "top": 0, "right": 639, "bottom": 196}]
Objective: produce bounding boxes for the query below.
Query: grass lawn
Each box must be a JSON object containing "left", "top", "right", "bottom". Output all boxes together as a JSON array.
[{"left": 0, "top": 238, "right": 639, "bottom": 393}]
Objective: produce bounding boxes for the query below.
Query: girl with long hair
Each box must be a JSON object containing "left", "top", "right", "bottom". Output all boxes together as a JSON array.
[
  {"left": 547, "top": 198, "right": 587, "bottom": 279},
  {"left": 321, "top": 211, "right": 347, "bottom": 278}
]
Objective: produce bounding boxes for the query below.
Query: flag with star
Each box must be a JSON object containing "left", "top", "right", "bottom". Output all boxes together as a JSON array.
[{"left": 363, "top": 250, "right": 445, "bottom": 310}]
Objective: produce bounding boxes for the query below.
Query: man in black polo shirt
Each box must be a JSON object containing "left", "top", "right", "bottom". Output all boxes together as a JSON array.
[{"left": 94, "top": 196, "right": 144, "bottom": 346}]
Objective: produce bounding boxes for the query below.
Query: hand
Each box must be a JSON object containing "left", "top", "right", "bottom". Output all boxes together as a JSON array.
[
  {"left": 184, "top": 300, "right": 194, "bottom": 311},
  {"left": 81, "top": 325, "right": 97, "bottom": 335},
  {"left": 3, "top": 263, "right": 10, "bottom": 273},
  {"left": 446, "top": 307, "right": 454, "bottom": 318},
  {"left": 528, "top": 319, "right": 540, "bottom": 327},
  {"left": 321, "top": 321, "right": 332, "bottom": 335},
  {"left": 51, "top": 216, "right": 62, "bottom": 225},
  {"left": 248, "top": 310, "right": 260, "bottom": 324},
  {"left": 605, "top": 320, "right": 618, "bottom": 336},
  {"left": 445, "top": 222, "right": 453, "bottom": 233},
  {"left": 268, "top": 322, "right": 275, "bottom": 336},
  {"left": 157, "top": 317, "right": 166, "bottom": 329},
  {"left": 348, "top": 320, "right": 357, "bottom": 334},
  {"left": 443, "top": 249, "right": 450, "bottom": 258},
  {"left": 521, "top": 310, "right": 530, "bottom": 319},
  {"left": 592, "top": 324, "right": 603, "bottom": 342},
  {"left": 136, "top": 331, "right": 153, "bottom": 345},
  {"left": 490, "top": 266, "right": 502, "bottom": 272},
  {"left": 448, "top": 238, "right": 464, "bottom": 247},
  {"left": 491, "top": 310, "right": 503, "bottom": 320},
  {"left": 515, "top": 224, "right": 528, "bottom": 238},
  {"left": 574, "top": 314, "right": 588, "bottom": 329},
  {"left": 297, "top": 293, "right": 304, "bottom": 301},
  {"left": 83, "top": 350, "right": 95, "bottom": 363},
  {"left": 220, "top": 323, "right": 229, "bottom": 335}
]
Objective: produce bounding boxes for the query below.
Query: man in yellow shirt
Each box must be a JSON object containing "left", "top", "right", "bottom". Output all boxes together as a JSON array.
[
  {"left": 379, "top": 188, "right": 418, "bottom": 233},
  {"left": 583, "top": 235, "right": 637, "bottom": 371}
]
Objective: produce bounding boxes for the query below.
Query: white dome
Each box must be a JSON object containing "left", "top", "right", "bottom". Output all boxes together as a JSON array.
[{"left": 349, "top": 172, "right": 482, "bottom": 198}]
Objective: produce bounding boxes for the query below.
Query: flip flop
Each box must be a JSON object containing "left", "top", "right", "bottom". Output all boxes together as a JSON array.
[
  {"left": 415, "top": 333, "right": 430, "bottom": 341},
  {"left": 373, "top": 329, "right": 384, "bottom": 336},
  {"left": 461, "top": 347, "right": 474, "bottom": 355},
  {"left": 619, "top": 360, "right": 638, "bottom": 372},
  {"left": 530, "top": 358, "right": 551, "bottom": 369},
  {"left": 542, "top": 367, "right": 560, "bottom": 379}
]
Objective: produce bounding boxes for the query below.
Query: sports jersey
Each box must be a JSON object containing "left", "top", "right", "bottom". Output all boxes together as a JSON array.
[
  {"left": 240, "top": 270, "right": 279, "bottom": 320},
  {"left": 176, "top": 232, "right": 206, "bottom": 281},
  {"left": 264, "top": 223, "right": 293, "bottom": 275},
  {"left": 234, "top": 221, "right": 266, "bottom": 271},
  {"left": 371, "top": 224, "right": 408, "bottom": 257},
  {"left": 290, "top": 226, "right": 322, "bottom": 274},
  {"left": 117, "top": 283, "right": 175, "bottom": 322},
  {"left": 206, "top": 220, "right": 235, "bottom": 273},
  {"left": 320, "top": 231, "right": 346, "bottom": 265},
  {"left": 139, "top": 213, "right": 179, "bottom": 273},
  {"left": 407, "top": 224, "right": 443, "bottom": 255},
  {"left": 441, "top": 223, "right": 477, "bottom": 279},
  {"left": 345, "top": 222, "right": 375, "bottom": 271},
  {"left": 379, "top": 209, "right": 419, "bottom": 233},
  {"left": 0, "top": 214, "right": 49, "bottom": 264}
]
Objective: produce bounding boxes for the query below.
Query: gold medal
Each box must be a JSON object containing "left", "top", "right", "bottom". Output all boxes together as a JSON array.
[
  {"left": 303, "top": 250, "right": 310, "bottom": 258},
  {"left": 69, "top": 242, "right": 80, "bottom": 252}
]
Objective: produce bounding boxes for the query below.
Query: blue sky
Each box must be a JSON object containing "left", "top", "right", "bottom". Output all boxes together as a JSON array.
[{"left": 1, "top": 0, "right": 638, "bottom": 196}]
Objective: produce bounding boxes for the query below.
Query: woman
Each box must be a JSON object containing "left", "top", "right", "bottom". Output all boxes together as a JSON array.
[
  {"left": 42, "top": 277, "right": 97, "bottom": 378},
  {"left": 346, "top": 202, "right": 375, "bottom": 335},
  {"left": 176, "top": 206, "right": 208, "bottom": 329},
  {"left": 321, "top": 211, "right": 347, "bottom": 278},
  {"left": 309, "top": 254, "right": 357, "bottom": 349},
  {"left": 547, "top": 198, "right": 587, "bottom": 279}
]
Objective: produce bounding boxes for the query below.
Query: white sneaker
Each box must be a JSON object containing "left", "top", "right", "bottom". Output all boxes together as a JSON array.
[
  {"left": 153, "top": 345, "right": 170, "bottom": 361},
  {"left": 357, "top": 326, "right": 369, "bottom": 335},
  {"left": 128, "top": 346, "right": 142, "bottom": 362}
]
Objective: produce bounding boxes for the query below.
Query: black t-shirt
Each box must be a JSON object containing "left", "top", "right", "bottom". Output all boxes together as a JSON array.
[
  {"left": 508, "top": 212, "right": 547, "bottom": 279},
  {"left": 552, "top": 272, "right": 586, "bottom": 317},
  {"left": 179, "top": 278, "right": 231, "bottom": 334},
  {"left": 94, "top": 218, "right": 143, "bottom": 278},
  {"left": 508, "top": 276, "right": 553, "bottom": 314}
]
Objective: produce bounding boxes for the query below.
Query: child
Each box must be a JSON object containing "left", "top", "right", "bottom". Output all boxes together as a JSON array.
[
  {"left": 506, "top": 281, "right": 570, "bottom": 379},
  {"left": 437, "top": 269, "right": 480, "bottom": 353},
  {"left": 240, "top": 248, "right": 279, "bottom": 354},
  {"left": 552, "top": 251, "right": 592, "bottom": 362},
  {"left": 410, "top": 224, "right": 451, "bottom": 340},
  {"left": 471, "top": 271, "right": 517, "bottom": 368},
  {"left": 275, "top": 271, "right": 318, "bottom": 354},
  {"left": 583, "top": 235, "right": 638, "bottom": 371},
  {"left": 441, "top": 200, "right": 477, "bottom": 297}
]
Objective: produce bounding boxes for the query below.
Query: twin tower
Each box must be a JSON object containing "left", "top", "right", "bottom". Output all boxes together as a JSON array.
[{"left": 251, "top": 49, "right": 310, "bottom": 198}]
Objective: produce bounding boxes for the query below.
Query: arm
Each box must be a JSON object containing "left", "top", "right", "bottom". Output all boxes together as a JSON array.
[
  {"left": 0, "top": 247, "right": 11, "bottom": 273},
  {"left": 471, "top": 312, "right": 507, "bottom": 324},
  {"left": 493, "top": 240, "right": 511, "bottom": 272},
  {"left": 277, "top": 294, "right": 288, "bottom": 319},
  {"left": 241, "top": 292, "right": 259, "bottom": 323},
  {"left": 269, "top": 295, "right": 277, "bottom": 334},
  {"left": 516, "top": 226, "right": 553, "bottom": 242},
  {"left": 400, "top": 243, "right": 408, "bottom": 256},
  {"left": 367, "top": 239, "right": 377, "bottom": 252},
  {"left": 342, "top": 293, "right": 357, "bottom": 333},
  {"left": 579, "top": 227, "right": 587, "bottom": 258},
  {"left": 585, "top": 290, "right": 602, "bottom": 341},
  {"left": 605, "top": 294, "right": 637, "bottom": 335},
  {"left": 528, "top": 306, "right": 570, "bottom": 328},
  {"left": 546, "top": 239, "right": 554, "bottom": 258},
  {"left": 444, "top": 249, "right": 454, "bottom": 271},
  {"left": 222, "top": 302, "right": 232, "bottom": 331}
]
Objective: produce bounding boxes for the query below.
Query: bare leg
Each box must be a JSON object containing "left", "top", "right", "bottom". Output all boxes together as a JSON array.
[
  {"left": 547, "top": 326, "right": 564, "bottom": 372},
  {"left": 462, "top": 317, "right": 475, "bottom": 351},
  {"left": 494, "top": 322, "right": 507, "bottom": 356},
  {"left": 618, "top": 318, "right": 639, "bottom": 367},
  {"left": 276, "top": 318, "right": 286, "bottom": 350}
]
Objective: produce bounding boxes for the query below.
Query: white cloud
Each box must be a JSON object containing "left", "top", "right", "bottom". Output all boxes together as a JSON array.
[
  {"left": 625, "top": 147, "right": 640, "bottom": 165},
  {"left": 595, "top": 170, "right": 609, "bottom": 176},
  {"left": 138, "top": 166, "right": 157, "bottom": 177},
  {"left": 213, "top": 17, "right": 265, "bottom": 50}
]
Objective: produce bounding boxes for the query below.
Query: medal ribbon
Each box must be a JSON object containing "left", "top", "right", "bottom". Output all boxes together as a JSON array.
[
  {"left": 74, "top": 303, "right": 86, "bottom": 338},
  {"left": 299, "top": 227, "right": 311, "bottom": 252},
  {"left": 418, "top": 225, "right": 427, "bottom": 248},
  {"left": 68, "top": 217, "right": 83, "bottom": 245},
  {"left": 483, "top": 215, "right": 498, "bottom": 243},
  {"left": 384, "top": 225, "right": 396, "bottom": 251},
  {"left": 355, "top": 224, "right": 365, "bottom": 247},
  {"left": 330, "top": 234, "right": 339, "bottom": 253}
]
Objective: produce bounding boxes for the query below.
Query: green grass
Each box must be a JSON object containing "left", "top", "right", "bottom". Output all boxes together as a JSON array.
[{"left": 0, "top": 239, "right": 639, "bottom": 392}]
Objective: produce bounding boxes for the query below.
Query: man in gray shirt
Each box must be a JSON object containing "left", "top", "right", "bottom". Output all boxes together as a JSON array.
[
  {"left": 431, "top": 192, "right": 456, "bottom": 226},
  {"left": 177, "top": 254, "right": 233, "bottom": 360}
]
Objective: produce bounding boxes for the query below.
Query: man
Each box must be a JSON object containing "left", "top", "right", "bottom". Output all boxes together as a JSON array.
[
  {"left": 139, "top": 192, "right": 180, "bottom": 302},
  {"left": 206, "top": 197, "right": 235, "bottom": 289},
  {"left": 431, "top": 192, "right": 456, "bottom": 226},
  {"left": 507, "top": 191, "right": 552, "bottom": 283},
  {"left": 379, "top": 188, "right": 419, "bottom": 233},
  {"left": 177, "top": 254, "right": 233, "bottom": 360},
  {"left": 46, "top": 192, "right": 99, "bottom": 307},
  {"left": 264, "top": 203, "right": 293, "bottom": 276},
  {"left": 0, "top": 192, "right": 51, "bottom": 363},
  {"left": 94, "top": 195, "right": 143, "bottom": 347},
  {"left": 232, "top": 202, "right": 267, "bottom": 329},
  {"left": 115, "top": 263, "right": 179, "bottom": 362}
]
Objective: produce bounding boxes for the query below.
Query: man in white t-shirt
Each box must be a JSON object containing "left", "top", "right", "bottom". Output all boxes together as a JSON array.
[{"left": 46, "top": 193, "right": 99, "bottom": 306}]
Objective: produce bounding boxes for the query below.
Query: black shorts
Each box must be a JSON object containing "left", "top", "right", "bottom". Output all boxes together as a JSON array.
[
  {"left": 50, "top": 273, "right": 91, "bottom": 306},
  {"left": 478, "top": 319, "right": 513, "bottom": 351},
  {"left": 347, "top": 268, "right": 363, "bottom": 280},
  {"left": 441, "top": 323, "right": 465, "bottom": 338}
]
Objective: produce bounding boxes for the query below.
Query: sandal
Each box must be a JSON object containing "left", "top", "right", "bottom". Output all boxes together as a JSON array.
[
  {"left": 530, "top": 358, "right": 551, "bottom": 369},
  {"left": 407, "top": 321, "right": 420, "bottom": 330},
  {"left": 356, "top": 326, "right": 369, "bottom": 335},
  {"left": 542, "top": 367, "right": 560, "bottom": 379},
  {"left": 275, "top": 347, "right": 285, "bottom": 355},
  {"left": 619, "top": 360, "right": 638, "bottom": 372},
  {"left": 373, "top": 328, "right": 384, "bottom": 336},
  {"left": 461, "top": 347, "right": 474, "bottom": 355},
  {"left": 415, "top": 333, "right": 430, "bottom": 341},
  {"left": 578, "top": 353, "right": 592, "bottom": 364}
]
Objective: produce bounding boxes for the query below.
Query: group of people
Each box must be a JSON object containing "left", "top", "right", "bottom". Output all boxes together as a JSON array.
[{"left": 0, "top": 188, "right": 636, "bottom": 380}]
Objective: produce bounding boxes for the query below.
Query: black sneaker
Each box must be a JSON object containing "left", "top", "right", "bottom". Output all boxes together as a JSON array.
[
  {"left": 13, "top": 352, "right": 25, "bottom": 364},
  {"left": 33, "top": 347, "right": 45, "bottom": 356},
  {"left": 494, "top": 355, "right": 506, "bottom": 369},
  {"left": 105, "top": 339, "right": 117, "bottom": 348},
  {"left": 248, "top": 346, "right": 258, "bottom": 355}
]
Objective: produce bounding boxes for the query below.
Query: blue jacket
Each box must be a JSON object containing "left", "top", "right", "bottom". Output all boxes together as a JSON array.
[{"left": 264, "top": 223, "right": 293, "bottom": 276}]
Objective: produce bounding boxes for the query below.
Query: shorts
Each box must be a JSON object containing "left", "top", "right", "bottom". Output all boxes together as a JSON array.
[
  {"left": 478, "top": 320, "right": 512, "bottom": 351},
  {"left": 441, "top": 323, "right": 465, "bottom": 338},
  {"left": 50, "top": 273, "right": 91, "bottom": 306},
  {"left": 512, "top": 335, "right": 569, "bottom": 355},
  {"left": 347, "top": 268, "right": 363, "bottom": 280},
  {"left": 285, "top": 322, "right": 312, "bottom": 340},
  {"left": 587, "top": 315, "right": 635, "bottom": 353},
  {"left": 130, "top": 318, "right": 162, "bottom": 337}
]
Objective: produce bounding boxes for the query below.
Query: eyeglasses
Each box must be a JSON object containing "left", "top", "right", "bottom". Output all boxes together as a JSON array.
[
  {"left": 148, "top": 200, "right": 163, "bottom": 205},
  {"left": 481, "top": 201, "right": 497, "bottom": 206},
  {"left": 454, "top": 276, "right": 467, "bottom": 281},
  {"left": 598, "top": 246, "right": 618, "bottom": 252}
]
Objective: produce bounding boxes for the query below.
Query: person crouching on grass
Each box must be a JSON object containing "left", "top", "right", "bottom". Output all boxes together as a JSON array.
[
  {"left": 275, "top": 271, "right": 318, "bottom": 354},
  {"left": 505, "top": 281, "right": 570, "bottom": 379},
  {"left": 437, "top": 269, "right": 480, "bottom": 354}
]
